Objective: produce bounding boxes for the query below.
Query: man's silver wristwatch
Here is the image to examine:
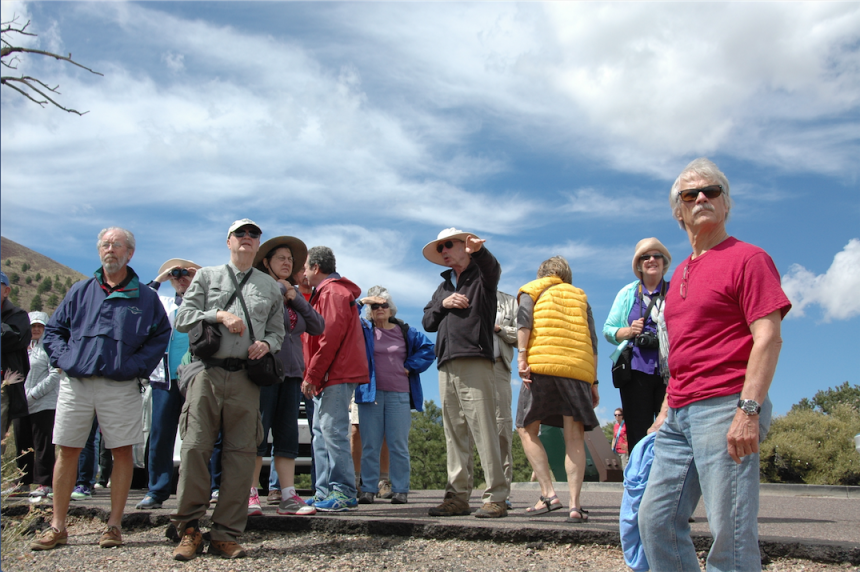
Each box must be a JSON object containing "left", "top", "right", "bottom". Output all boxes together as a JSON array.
[{"left": 737, "top": 399, "right": 761, "bottom": 416}]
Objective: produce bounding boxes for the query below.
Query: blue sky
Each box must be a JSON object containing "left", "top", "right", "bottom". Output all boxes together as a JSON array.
[{"left": 2, "top": 1, "right": 858, "bottom": 427}]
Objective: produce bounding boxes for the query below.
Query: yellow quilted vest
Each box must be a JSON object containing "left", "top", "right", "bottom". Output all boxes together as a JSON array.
[{"left": 518, "top": 276, "right": 596, "bottom": 383}]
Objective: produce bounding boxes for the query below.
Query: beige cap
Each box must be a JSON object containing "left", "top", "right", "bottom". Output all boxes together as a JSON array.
[
  {"left": 227, "top": 218, "right": 262, "bottom": 237},
  {"left": 632, "top": 237, "right": 672, "bottom": 277}
]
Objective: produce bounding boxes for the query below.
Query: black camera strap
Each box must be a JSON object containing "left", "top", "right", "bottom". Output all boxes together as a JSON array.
[{"left": 638, "top": 280, "right": 667, "bottom": 324}]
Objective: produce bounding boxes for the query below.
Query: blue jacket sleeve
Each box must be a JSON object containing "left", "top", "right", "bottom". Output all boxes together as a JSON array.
[
  {"left": 131, "top": 293, "right": 172, "bottom": 379},
  {"left": 354, "top": 317, "right": 376, "bottom": 404},
  {"left": 405, "top": 326, "right": 435, "bottom": 375},
  {"left": 42, "top": 288, "right": 74, "bottom": 368}
]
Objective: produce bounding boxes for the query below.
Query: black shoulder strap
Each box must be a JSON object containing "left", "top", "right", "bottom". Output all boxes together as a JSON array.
[
  {"left": 226, "top": 267, "right": 257, "bottom": 342},
  {"left": 639, "top": 280, "right": 668, "bottom": 322}
]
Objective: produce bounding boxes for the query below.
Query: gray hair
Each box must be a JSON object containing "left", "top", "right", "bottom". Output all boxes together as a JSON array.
[
  {"left": 97, "top": 227, "right": 136, "bottom": 252},
  {"left": 364, "top": 285, "right": 397, "bottom": 320},
  {"left": 669, "top": 157, "right": 732, "bottom": 231},
  {"left": 306, "top": 246, "right": 336, "bottom": 275}
]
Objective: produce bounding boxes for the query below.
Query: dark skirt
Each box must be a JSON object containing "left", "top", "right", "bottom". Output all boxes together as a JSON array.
[{"left": 515, "top": 373, "right": 599, "bottom": 431}]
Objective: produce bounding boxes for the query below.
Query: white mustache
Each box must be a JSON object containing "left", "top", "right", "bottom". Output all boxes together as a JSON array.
[{"left": 692, "top": 203, "right": 715, "bottom": 216}]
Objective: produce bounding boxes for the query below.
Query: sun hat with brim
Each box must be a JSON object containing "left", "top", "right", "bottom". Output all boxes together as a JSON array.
[
  {"left": 227, "top": 218, "right": 262, "bottom": 237},
  {"left": 422, "top": 227, "right": 479, "bottom": 266},
  {"left": 253, "top": 236, "right": 308, "bottom": 284},
  {"left": 28, "top": 311, "right": 49, "bottom": 326},
  {"left": 632, "top": 237, "right": 672, "bottom": 277},
  {"left": 158, "top": 258, "right": 202, "bottom": 277}
]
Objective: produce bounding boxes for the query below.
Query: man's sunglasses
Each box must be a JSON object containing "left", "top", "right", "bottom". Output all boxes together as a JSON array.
[
  {"left": 639, "top": 254, "right": 665, "bottom": 262},
  {"left": 169, "top": 268, "right": 191, "bottom": 279},
  {"left": 436, "top": 240, "right": 458, "bottom": 253},
  {"left": 232, "top": 229, "right": 261, "bottom": 239},
  {"left": 370, "top": 303, "right": 390, "bottom": 310},
  {"left": 678, "top": 184, "right": 723, "bottom": 203}
]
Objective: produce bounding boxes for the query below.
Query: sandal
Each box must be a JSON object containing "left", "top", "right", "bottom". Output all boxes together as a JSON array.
[
  {"left": 526, "top": 494, "right": 563, "bottom": 516},
  {"left": 566, "top": 508, "right": 589, "bottom": 523}
]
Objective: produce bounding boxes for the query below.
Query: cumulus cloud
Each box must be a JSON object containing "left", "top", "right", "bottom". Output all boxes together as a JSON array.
[{"left": 782, "top": 239, "right": 860, "bottom": 321}]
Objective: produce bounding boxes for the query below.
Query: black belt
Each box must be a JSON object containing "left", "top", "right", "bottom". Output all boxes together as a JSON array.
[{"left": 202, "top": 358, "right": 247, "bottom": 372}]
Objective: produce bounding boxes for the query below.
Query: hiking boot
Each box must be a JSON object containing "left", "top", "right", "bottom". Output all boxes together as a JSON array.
[
  {"left": 267, "top": 489, "right": 282, "bottom": 505},
  {"left": 70, "top": 485, "right": 92, "bottom": 500},
  {"left": 248, "top": 487, "right": 263, "bottom": 516},
  {"left": 357, "top": 491, "right": 375, "bottom": 504},
  {"left": 391, "top": 492, "right": 408, "bottom": 504},
  {"left": 99, "top": 525, "right": 123, "bottom": 548},
  {"left": 30, "top": 527, "right": 67, "bottom": 551},
  {"left": 277, "top": 492, "right": 316, "bottom": 515},
  {"left": 135, "top": 495, "right": 163, "bottom": 510},
  {"left": 428, "top": 492, "right": 470, "bottom": 517},
  {"left": 173, "top": 527, "right": 204, "bottom": 561},
  {"left": 474, "top": 501, "right": 508, "bottom": 519},
  {"left": 208, "top": 539, "right": 247, "bottom": 559},
  {"left": 315, "top": 491, "right": 354, "bottom": 512},
  {"left": 377, "top": 478, "right": 393, "bottom": 499}
]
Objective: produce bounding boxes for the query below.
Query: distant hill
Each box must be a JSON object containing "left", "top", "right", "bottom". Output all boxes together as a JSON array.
[{"left": 1, "top": 236, "right": 88, "bottom": 316}]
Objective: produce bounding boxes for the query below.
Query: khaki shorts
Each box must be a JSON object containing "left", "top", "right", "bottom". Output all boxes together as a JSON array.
[{"left": 53, "top": 376, "right": 144, "bottom": 449}]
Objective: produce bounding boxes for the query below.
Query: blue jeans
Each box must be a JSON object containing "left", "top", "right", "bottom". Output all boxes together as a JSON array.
[
  {"left": 146, "top": 382, "right": 184, "bottom": 501},
  {"left": 76, "top": 417, "right": 98, "bottom": 488},
  {"left": 312, "top": 383, "right": 356, "bottom": 499},
  {"left": 210, "top": 431, "right": 223, "bottom": 492},
  {"left": 358, "top": 390, "right": 411, "bottom": 494},
  {"left": 639, "top": 393, "right": 772, "bottom": 572}
]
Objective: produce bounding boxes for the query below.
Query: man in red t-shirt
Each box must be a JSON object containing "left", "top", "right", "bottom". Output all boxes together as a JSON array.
[{"left": 639, "top": 158, "right": 791, "bottom": 572}]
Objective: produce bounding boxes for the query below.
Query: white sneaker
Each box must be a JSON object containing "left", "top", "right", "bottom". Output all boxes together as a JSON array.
[{"left": 248, "top": 487, "right": 263, "bottom": 516}]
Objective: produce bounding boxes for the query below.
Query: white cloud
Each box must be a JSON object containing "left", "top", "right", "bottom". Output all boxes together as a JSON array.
[
  {"left": 782, "top": 239, "right": 860, "bottom": 321},
  {"left": 161, "top": 51, "right": 185, "bottom": 73}
]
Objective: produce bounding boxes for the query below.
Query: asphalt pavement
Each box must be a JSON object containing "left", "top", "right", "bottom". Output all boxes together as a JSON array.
[{"left": 9, "top": 482, "right": 860, "bottom": 565}]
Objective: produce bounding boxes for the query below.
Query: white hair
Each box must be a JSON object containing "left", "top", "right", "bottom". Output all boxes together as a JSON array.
[{"left": 669, "top": 158, "right": 732, "bottom": 231}]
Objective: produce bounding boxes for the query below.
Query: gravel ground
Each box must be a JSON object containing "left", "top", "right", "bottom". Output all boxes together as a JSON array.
[{"left": 2, "top": 516, "right": 858, "bottom": 572}]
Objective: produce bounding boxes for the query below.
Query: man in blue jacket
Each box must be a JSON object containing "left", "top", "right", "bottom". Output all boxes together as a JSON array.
[{"left": 32, "top": 227, "right": 170, "bottom": 552}]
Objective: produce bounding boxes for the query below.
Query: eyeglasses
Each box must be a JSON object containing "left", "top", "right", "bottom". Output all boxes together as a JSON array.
[
  {"left": 435, "top": 240, "right": 459, "bottom": 253},
  {"left": 639, "top": 254, "right": 665, "bottom": 262},
  {"left": 680, "top": 264, "right": 689, "bottom": 299},
  {"left": 678, "top": 184, "right": 723, "bottom": 203},
  {"left": 614, "top": 413, "right": 623, "bottom": 417},
  {"left": 370, "top": 303, "right": 390, "bottom": 310},
  {"left": 232, "top": 229, "right": 261, "bottom": 239},
  {"left": 98, "top": 241, "right": 125, "bottom": 250},
  {"left": 169, "top": 268, "right": 191, "bottom": 279}
]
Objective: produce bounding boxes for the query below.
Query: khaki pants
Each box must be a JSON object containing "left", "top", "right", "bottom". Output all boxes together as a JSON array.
[
  {"left": 171, "top": 367, "right": 262, "bottom": 542},
  {"left": 492, "top": 359, "right": 513, "bottom": 492},
  {"left": 439, "top": 358, "right": 508, "bottom": 504}
]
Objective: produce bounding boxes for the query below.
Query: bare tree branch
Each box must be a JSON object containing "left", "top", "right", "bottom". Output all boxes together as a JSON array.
[{"left": 1, "top": 16, "right": 102, "bottom": 114}]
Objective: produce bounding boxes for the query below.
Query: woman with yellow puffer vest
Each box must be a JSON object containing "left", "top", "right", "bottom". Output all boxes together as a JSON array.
[{"left": 515, "top": 256, "right": 599, "bottom": 525}]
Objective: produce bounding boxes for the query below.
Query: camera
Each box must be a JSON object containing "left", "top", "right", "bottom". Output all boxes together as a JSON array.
[{"left": 634, "top": 331, "right": 659, "bottom": 350}]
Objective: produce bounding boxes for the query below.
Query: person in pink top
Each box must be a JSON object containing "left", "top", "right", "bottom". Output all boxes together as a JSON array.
[
  {"left": 639, "top": 158, "right": 791, "bottom": 572},
  {"left": 611, "top": 408, "right": 628, "bottom": 469}
]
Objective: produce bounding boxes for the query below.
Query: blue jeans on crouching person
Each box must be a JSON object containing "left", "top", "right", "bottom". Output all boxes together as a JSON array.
[{"left": 639, "top": 393, "right": 772, "bottom": 572}]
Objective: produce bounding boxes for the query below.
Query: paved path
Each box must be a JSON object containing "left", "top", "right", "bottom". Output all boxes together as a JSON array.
[{"left": 10, "top": 483, "right": 860, "bottom": 565}]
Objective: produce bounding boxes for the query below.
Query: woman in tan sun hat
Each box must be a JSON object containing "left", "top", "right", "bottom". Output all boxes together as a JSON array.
[
  {"left": 602, "top": 237, "right": 672, "bottom": 452},
  {"left": 247, "top": 236, "right": 323, "bottom": 516}
]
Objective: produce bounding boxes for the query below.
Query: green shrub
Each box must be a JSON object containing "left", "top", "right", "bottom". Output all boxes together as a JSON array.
[
  {"left": 760, "top": 403, "right": 860, "bottom": 486},
  {"left": 37, "top": 277, "right": 52, "bottom": 294},
  {"left": 20, "top": 262, "right": 30, "bottom": 273},
  {"left": 4, "top": 259, "right": 9, "bottom": 267},
  {"left": 29, "top": 294, "right": 43, "bottom": 312},
  {"left": 9, "top": 272, "right": 19, "bottom": 284},
  {"left": 47, "top": 294, "right": 59, "bottom": 307},
  {"left": 24, "top": 276, "right": 32, "bottom": 285},
  {"left": 34, "top": 272, "right": 42, "bottom": 282}
]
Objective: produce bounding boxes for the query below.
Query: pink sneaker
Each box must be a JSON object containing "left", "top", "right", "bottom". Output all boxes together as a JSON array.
[{"left": 248, "top": 487, "right": 263, "bottom": 516}]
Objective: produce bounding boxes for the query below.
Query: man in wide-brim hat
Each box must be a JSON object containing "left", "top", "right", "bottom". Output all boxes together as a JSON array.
[{"left": 421, "top": 227, "right": 509, "bottom": 519}]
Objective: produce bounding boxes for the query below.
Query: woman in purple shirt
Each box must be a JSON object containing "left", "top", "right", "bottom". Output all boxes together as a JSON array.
[
  {"left": 603, "top": 238, "right": 672, "bottom": 451},
  {"left": 354, "top": 286, "right": 435, "bottom": 505}
]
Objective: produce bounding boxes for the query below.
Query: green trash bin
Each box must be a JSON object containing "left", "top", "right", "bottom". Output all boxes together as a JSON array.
[{"left": 538, "top": 425, "right": 600, "bottom": 482}]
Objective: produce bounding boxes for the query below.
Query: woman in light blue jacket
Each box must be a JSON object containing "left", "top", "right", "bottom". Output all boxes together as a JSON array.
[{"left": 603, "top": 238, "right": 672, "bottom": 451}]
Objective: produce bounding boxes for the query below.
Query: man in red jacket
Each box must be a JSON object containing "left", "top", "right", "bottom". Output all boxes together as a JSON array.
[{"left": 301, "top": 246, "right": 368, "bottom": 512}]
